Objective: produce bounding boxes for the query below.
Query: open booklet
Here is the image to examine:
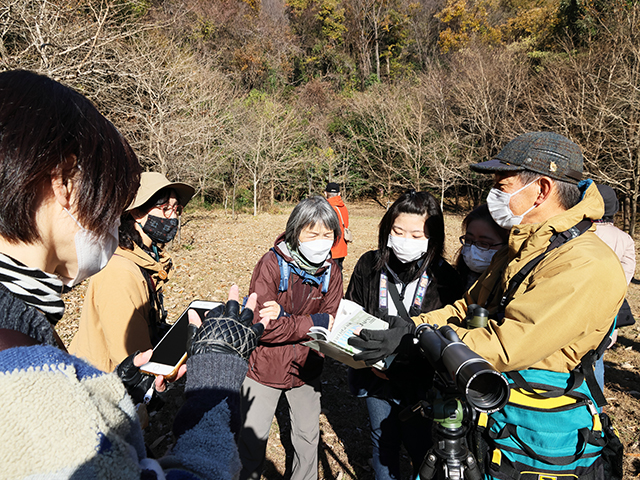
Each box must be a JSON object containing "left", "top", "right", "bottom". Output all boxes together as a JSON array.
[{"left": 303, "top": 299, "right": 395, "bottom": 370}]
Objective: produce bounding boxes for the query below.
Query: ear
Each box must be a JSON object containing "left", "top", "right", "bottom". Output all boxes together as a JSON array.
[
  {"left": 50, "top": 170, "right": 73, "bottom": 209},
  {"left": 535, "top": 177, "right": 554, "bottom": 206},
  {"left": 50, "top": 155, "right": 78, "bottom": 209}
]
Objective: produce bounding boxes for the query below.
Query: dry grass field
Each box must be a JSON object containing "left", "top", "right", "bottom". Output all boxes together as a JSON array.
[{"left": 56, "top": 201, "right": 640, "bottom": 479}]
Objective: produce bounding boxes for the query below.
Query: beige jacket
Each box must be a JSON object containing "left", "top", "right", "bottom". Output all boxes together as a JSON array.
[
  {"left": 416, "top": 182, "right": 627, "bottom": 373},
  {"left": 69, "top": 244, "right": 173, "bottom": 372},
  {"left": 595, "top": 222, "right": 636, "bottom": 284}
]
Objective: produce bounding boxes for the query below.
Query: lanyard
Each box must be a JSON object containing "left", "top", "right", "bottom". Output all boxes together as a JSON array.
[{"left": 379, "top": 270, "right": 430, "bottom": 314}]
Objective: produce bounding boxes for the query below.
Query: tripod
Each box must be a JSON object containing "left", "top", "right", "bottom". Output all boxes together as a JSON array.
[{"left": 410, "top": 394, "right": 483, "bottom": 480}]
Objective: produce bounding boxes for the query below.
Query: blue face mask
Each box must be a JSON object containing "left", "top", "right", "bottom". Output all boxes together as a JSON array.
[
  {"left": 141, "top": 215, "right": 179, "bottom": 244},
  {"left": 462, "top": 244, "right": 498, "bottom": 273}
]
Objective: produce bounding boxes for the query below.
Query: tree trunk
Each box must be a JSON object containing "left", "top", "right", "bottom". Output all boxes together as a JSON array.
[
  {"left": 270, "top": 177, "right": 275, "bottom": 207},
  {"left": 232, "top": 158, "right": 237, "bottom": 221},
  {"left": 253, "top": 171, "right": 258, "bottom": 217},
  {"left": 375, "top": 35, "right": 380, "bottom": 82},
  {"left": 624, "top": 189, "right": 631, "bottom": 232},
  {"left": 630, "top": 194, "right": 637, "bottom": 237},
  {"left": 373, "top": 10, "right": 380, "bottom": 82}
]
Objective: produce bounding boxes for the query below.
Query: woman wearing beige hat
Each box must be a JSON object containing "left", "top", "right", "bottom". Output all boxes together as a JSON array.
[{"left": 70, "top": 171, "right": 195, "bottom": 372}]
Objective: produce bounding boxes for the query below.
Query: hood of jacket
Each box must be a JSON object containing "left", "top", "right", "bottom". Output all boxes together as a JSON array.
[
  {"left": 113, "top": 243, "right": 173, "bottom": 289},
  {"left": 327, "top": 195, "right": 345, "bottom": 208}
]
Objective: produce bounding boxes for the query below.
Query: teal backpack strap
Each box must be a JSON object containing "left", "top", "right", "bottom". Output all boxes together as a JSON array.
[
  {"left": 272, "top": 247, "right": 331, "bottom": 294},
  {"left": 489, "top": 423, "right": 594, "bottom": 466},
  {"left": 507, "top": 370, "right": 585, "bottom": 398},
  {"left": 321, "top": 264, "right": 331, "bottom": 294},
  {"left": 272, "top": 248, "right": 291, "bottom": 292}
]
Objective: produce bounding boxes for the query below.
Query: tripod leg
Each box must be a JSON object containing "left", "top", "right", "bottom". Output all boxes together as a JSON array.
[
  {"left": 463, "top": 454, "right": 482, "bottom": 480},
  {"left": 418, "top": 452, "right": 439, "bottom": 480}
]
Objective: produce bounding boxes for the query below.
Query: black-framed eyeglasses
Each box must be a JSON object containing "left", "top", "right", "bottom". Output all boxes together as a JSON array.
[{"left": 459, "top": 236, "right": 504, "bottom": 251}]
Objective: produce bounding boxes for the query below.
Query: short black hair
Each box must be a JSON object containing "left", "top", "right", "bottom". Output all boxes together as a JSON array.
[
  {"left": 375, "top": 190, "right": 445, "bottom": 271},
  {"left": 0, "top": 70, "right": 141, "bottom": 243}
]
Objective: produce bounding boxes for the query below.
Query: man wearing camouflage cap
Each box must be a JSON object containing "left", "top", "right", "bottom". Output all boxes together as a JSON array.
[{"left": 350, "top": 132, "right": 626, "bottom": 479}]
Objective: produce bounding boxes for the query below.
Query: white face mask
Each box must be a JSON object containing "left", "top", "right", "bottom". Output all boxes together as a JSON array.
[
  {"left": 387, "top": 235, "right": 429, "bottom": 263},
  {"left": 486, "top": 181, "right": 538, "bottom": 229},
  {"left": 298, "top": 238, "right": 333, "bottom": 264},
  {"left": 63, "top": 208, "right": 119, "bottom": 287},
  {"left": 462, "top": 244, "right": 498, "bottom": 273}
]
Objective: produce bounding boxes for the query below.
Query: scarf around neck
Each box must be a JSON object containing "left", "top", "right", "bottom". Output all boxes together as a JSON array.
[
  {"left": 287, "top": 242, "right": 322, "bottom": 275},
  {"left": 0, "top": 252, "right": 65, "bottom": 325}
]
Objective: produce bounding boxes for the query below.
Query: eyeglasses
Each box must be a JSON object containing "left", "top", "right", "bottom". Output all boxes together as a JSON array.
[
  {"left": 156, "top": 203, "right": 183, "bottom": 219},
  {"left": 459, "top": 236, "right": 504, "bottom": 251}
]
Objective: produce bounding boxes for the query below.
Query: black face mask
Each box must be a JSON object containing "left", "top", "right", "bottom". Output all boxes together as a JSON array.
[{"left": 142, "top": 215, "right": 179, "bottom": 244}]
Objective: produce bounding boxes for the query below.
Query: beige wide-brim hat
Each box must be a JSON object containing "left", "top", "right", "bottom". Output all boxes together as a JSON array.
[{"left": 126, "top": 172, "right": 195, "bottom": 212}]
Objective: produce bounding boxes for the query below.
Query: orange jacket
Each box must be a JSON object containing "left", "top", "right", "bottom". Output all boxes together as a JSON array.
[{"left": 328, "top": 195, "right": 349, "bottom": 259}]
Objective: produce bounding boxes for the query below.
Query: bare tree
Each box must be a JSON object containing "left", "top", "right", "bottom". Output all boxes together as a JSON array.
[
  {"left": 534, "top": 2, "right": 640, "bottom": 234},
  {"left": 227, "top": 96, "right": 309, "bottom": 215}
]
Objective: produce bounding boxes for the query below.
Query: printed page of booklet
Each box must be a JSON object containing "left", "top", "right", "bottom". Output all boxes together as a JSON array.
[{"left": 304, "top": 298, "right": 395, "bottom": 370}]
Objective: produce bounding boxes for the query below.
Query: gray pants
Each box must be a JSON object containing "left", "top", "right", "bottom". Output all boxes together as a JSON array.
[{"left": 239, "top": 376, "right": 321, "bottom": 480}]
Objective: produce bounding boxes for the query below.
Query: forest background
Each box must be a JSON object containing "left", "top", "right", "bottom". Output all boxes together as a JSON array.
[{"left": 3, "top": 0, "right": 640, "bottom": 232}]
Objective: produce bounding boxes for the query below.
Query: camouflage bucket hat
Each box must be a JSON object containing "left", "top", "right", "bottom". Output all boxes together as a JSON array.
[{"left": 470, "top": 132, "right": 584, "bottom": 184}]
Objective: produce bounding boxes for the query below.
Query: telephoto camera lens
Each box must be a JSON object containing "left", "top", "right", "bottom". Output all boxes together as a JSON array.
[{"left": 417, "top": 324, "right": 509, "bottom": 413}]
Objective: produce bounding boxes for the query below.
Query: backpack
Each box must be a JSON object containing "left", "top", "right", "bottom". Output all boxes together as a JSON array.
[{"left": 475, "top": 339, "right": 623, "bottom": 480}]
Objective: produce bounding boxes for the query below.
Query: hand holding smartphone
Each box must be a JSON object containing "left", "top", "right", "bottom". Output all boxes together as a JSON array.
[{"left": 140, "top": 300, "right": 221, "bottom": 380}]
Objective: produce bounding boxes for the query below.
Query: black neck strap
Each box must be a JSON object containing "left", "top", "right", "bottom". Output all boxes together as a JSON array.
[{"left": 499, "top": 219, "right": 593, "bottom": 311}]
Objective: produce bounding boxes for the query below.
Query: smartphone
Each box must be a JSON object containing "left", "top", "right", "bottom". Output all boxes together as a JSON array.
[{"left": 140, "top": 300, "right": 222, "bottom": 380}]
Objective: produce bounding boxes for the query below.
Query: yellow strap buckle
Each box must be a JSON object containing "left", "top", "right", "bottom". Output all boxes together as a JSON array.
[{"left": 491, "top": 448, "right": 502, "bottom": 466}]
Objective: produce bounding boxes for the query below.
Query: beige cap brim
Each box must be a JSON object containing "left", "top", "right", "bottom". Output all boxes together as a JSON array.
[{"left": 126, "top": 171, "right": 195, "bottom": 212}]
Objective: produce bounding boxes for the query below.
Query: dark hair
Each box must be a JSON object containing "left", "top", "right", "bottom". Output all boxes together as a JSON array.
[
  {"left": 455, "top": 204, "right": 509, "bottom": 274},
  {"left": 284, "top": 196, "right": 341, "bottom": 247},
  {"left": 0, "top": 70, "right": 141, "bottom": 243},
  {"left": 375, "top": 190, "right": 444, "bottom": 272},
  {"left": 119, "top": 188, "right": 175, "bottom": 250},
  {"left": 517, "top": 171, "right": 581, "bottom": 210}
]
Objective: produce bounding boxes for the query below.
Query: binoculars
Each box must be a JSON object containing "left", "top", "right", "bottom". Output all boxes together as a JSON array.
[{"left": 415, "top": 321, "right": 509, "bottom": 413}]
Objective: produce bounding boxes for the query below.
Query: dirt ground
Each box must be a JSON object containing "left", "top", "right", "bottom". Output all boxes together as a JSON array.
[{"left": 56, "top": 201, "right": 640, "bottom": 479}]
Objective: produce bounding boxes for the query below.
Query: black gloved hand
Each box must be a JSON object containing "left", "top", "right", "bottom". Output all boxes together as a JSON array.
[
  {"left": 187, "top": 298, "right": 264, "bottom": 360},
  {"left": 348, "top": 315, "right": 416, "bottom": 366},
  {"left": 116, "top": 351, "right": 155, "bottom": 404}
]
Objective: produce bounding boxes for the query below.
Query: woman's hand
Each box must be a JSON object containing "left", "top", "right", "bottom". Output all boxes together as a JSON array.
[
  {"left": 259, "top": 300, "right": 283, "bottom": 323},
  {"left": 328, "top": 314, "right": 335, "bottom": 331},
  {"left": 132, "top": 348, "right": 186, "bottom": 393}
]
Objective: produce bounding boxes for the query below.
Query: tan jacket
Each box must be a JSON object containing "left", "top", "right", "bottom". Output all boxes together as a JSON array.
[
  {"left": 416, "top": 182, "right": 627, "bottom": 373},
  {"left": 69, "top": 244, "right": 173, "bottom": 372}
]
